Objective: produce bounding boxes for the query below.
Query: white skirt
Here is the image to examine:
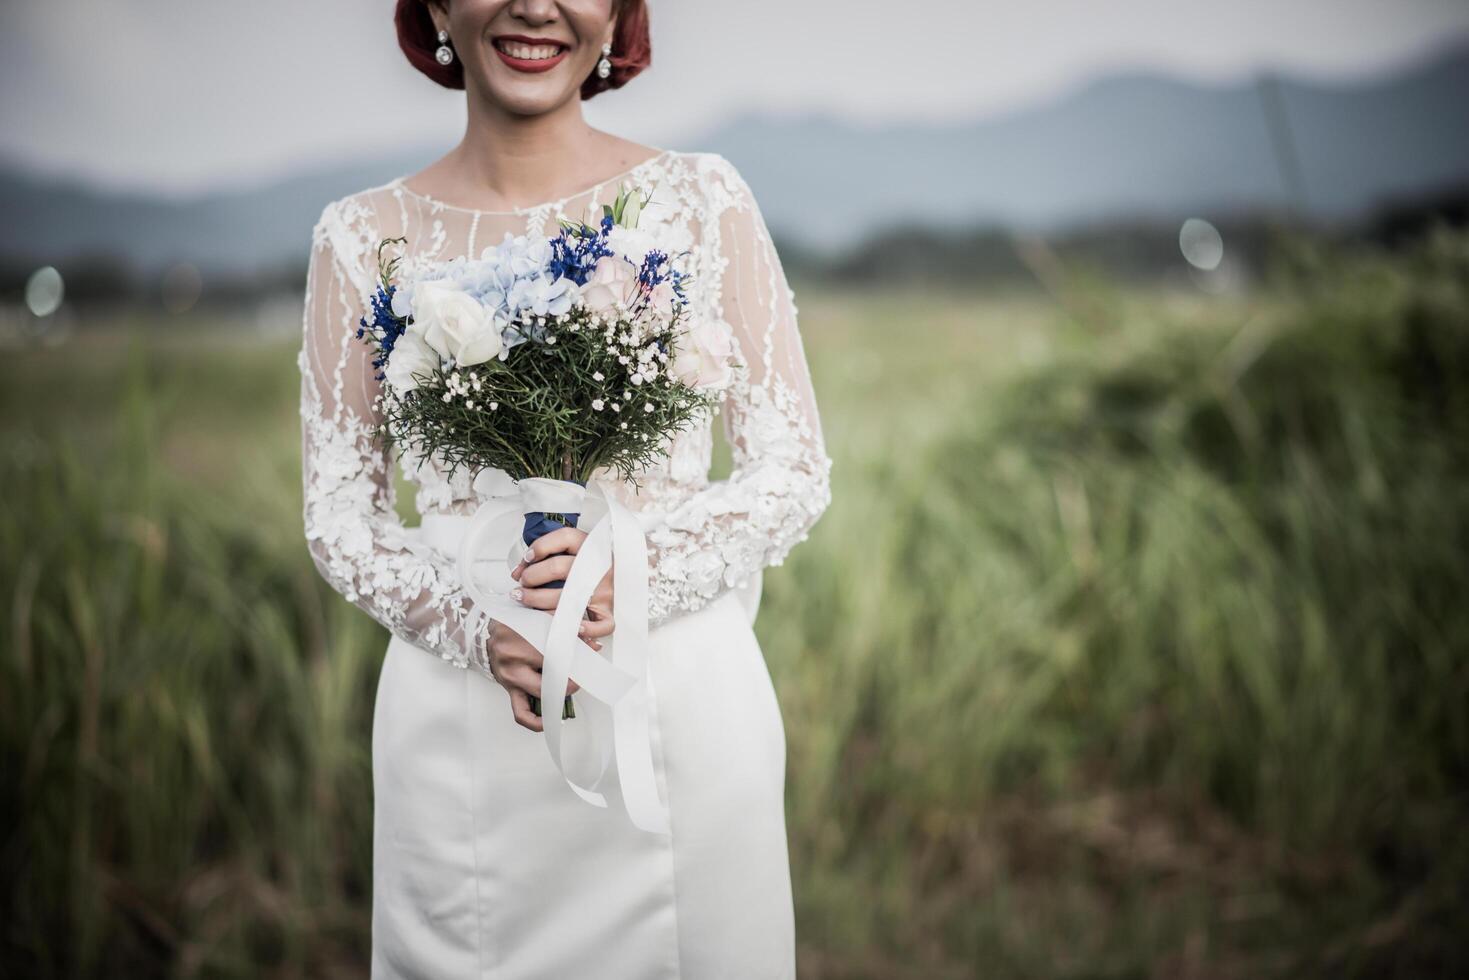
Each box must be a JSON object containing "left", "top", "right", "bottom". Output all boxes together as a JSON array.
[{"left": 370, "top": 513, "right": 796, "bottom": 979}]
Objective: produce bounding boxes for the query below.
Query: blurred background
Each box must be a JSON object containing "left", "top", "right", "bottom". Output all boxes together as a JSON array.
[{"left": 3, "top": 1, "right": 1468, "bottom": 977}]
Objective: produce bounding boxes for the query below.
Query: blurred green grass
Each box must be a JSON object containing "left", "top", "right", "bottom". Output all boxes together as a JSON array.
[{"left": 3, "top": 231, "right": 1467, "bottom": 978}]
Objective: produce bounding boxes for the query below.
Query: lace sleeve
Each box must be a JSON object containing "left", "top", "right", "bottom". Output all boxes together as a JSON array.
[
  {"left": 298, "top": 197, "right": 496, "bottom": 676},
  {"left": 643, "top": 158, "right": 835, "bottom": 626}
]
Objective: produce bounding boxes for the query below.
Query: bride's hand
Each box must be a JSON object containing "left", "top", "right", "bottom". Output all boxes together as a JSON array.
[
  {"left": 485, "top": 621, "right": 582, "bottom": 733},
  {"left": 510, "top": 527, "right": 616, "bottom": 649}
]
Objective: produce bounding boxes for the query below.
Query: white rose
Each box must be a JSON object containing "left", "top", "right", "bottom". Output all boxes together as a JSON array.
[
  {"left": 606, "top": 225, "right": 658, "bottom": 265},
  {"left": 390, "top": 283, "right": 414, "bottom": 319},
  {"left": 412, "top": 279, "right": 502, "bottom": 366},
  {"left": 580, "top": 256, "right": 639, "bottom": 314},
  {"left": 384, "top": 329, "right": 438, "bottom": 393},
  {"left": 671, "top": 319, "right": 735, "bottom": 390}
]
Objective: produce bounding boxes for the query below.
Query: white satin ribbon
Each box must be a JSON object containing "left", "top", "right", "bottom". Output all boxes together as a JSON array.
[{"left": 455, "top": 466, "right": 672, "bottom": 836}]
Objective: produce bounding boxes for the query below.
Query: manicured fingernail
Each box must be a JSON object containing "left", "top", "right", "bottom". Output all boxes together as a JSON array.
[
  {"left": 511, "top": 588, "right": 523, "bottom": 601},
  {"left": 523, "top": 547, "right": 535, "bottom": 563}
]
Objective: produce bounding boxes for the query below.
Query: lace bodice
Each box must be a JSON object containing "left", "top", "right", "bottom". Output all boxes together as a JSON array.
[{"left": 297, "top": 149, "right": 833, "bottom": 676}]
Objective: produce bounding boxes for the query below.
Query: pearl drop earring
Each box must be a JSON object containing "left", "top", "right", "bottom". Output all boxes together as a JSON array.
[
  {"left": 435, "top": 29, "right": 455, "bottom": 66},
  {"left": 596, "top": 42, "right": 612, "bottom": 79}
]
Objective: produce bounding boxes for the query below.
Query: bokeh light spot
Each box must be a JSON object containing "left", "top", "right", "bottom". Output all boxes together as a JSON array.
[
  {"left": 25, "top": 266, "right": 65, "bottom": 317},
  {"left": 1179, "top": 218, "right": 1224, "bottom": 271}
]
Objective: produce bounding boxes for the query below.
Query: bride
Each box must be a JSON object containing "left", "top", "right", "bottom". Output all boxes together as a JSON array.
[{"left": 297, "top": 1, "right": 832, "bottom": 976}]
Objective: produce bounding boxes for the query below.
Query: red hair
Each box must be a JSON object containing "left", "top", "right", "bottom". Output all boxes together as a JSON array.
[{"left": 395, "top": 0, "right": 650, "bottom": 99}]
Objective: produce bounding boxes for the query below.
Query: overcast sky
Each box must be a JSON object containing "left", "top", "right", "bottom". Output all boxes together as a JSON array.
[{"left": 3, "top": 0, "right": 1468, "bottom": 197}]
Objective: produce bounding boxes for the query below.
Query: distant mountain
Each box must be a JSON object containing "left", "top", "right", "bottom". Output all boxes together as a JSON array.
[
  {"left": 2, "top": 41, "right": 1466, "bottom": 278},
  {"left": 696, "top": 40, "right": 1469, "bottom": 247},
  {"left": 0, "top": 149, "right": 437, "bottom": 281}
]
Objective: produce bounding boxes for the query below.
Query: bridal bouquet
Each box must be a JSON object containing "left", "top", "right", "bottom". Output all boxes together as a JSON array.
[{"left": 355, "top": 185, "right": 730, "bottom": 719}]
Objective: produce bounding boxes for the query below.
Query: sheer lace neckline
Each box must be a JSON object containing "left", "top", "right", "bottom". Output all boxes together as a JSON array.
[{"left": 389, "top": 148, "right": 675, "bottom": 216}]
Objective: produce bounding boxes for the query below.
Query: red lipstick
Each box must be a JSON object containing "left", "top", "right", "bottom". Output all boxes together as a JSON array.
[{"left": 491, "top": 34, "right": 570, "bottom": 74}]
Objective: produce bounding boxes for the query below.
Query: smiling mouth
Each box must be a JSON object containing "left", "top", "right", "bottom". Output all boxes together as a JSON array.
[{"left": 491, "top": 36, "right": 571, "bottom": 73}]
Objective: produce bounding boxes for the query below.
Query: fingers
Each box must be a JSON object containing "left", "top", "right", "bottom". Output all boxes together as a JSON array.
[
  {"left": 491, "top": 615, "right": 601, "bottom": 726},
  {"left": 517, "top": 554, "right": 576, "bottom": 589},
  {"left": 580, "top": 616, "right": 615, "bottom": 641},
  {"left": 514, "top": 555, "right": 605, "bottom": 592},
  {"left": 513, "top": 526, "right": 591, "bottom": 583},
  {"left": 576, "top": 619, "right": 604, "bottom": 654},
  {"left": 513, "top": 573, "right": 616, "bottom": 619},
  {"left": 501, "top": 537, "right": 615, "bottom": 693},
  {"left": 520, "top": 527, "right": 586, "bottom": 567},
  {"left": 505, "top": 665, "right": 587, "bottom": 719},
  {"left": 520, "top": 664, "right": 581, "bottom": 697},
  {"left": 500, "top": 664, "right": 542, "bottom": 698},
  {"left": 511, "top": 583, "right": 561, "bottom": 611},
  {"left": 511, "top": 552, "right": 573, "bottom": 610},
  {"left": 508, "top": 688, "right": 544, "bottom": 733}
]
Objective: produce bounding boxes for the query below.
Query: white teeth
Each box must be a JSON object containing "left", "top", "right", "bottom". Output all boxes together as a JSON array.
[{"left": 497, "top": 41, "right": 562, "bottom": 61}]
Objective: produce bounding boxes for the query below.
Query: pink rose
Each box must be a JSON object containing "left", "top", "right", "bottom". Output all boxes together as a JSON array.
[
  {"left": 580, "top": 256, "right": 638, "bottom": 314},
  {"left": 671, "top": 319, "right": 735, "bottom": 390},
  {"left": 645, "top": 279, "right": 678, "bottom": 320}
]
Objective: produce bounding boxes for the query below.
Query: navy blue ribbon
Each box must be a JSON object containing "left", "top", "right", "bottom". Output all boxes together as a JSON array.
[{"left": 521, "top": 477, "right": 587, "bottom": 588}]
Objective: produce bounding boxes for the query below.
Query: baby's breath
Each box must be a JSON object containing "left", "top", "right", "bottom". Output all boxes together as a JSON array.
[{"left": 379, "top": 304, "right": 714, "bottom": 486}]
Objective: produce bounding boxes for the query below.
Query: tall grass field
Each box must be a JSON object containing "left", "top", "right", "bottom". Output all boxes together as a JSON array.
[{"left": 3, "top": 230, "right": 1467, "bottom": 978}]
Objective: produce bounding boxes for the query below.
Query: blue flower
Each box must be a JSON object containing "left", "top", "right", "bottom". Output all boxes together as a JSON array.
[
  {"left": 548, "top": 223, "right": 613, "bottom": 286},
  {"left": 359, "top": 283, "right": 408, "bottom": 380}
]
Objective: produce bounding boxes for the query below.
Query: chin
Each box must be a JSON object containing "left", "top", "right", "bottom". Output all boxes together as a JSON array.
[
  {"left": 478, "top": 82, "right": 575, "bottom": 117},
  {"left": 469, "top": 64, "right": 584, "bottom": 116}
]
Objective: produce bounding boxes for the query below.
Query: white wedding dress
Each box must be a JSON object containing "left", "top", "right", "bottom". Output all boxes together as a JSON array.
[{"left": 297, "top": 149, "right": 833, "bottom": 979}]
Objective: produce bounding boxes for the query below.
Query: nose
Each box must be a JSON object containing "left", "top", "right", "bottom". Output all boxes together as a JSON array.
[{"left": 507, "top": 0, "right": 560, "bottom": 25}]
